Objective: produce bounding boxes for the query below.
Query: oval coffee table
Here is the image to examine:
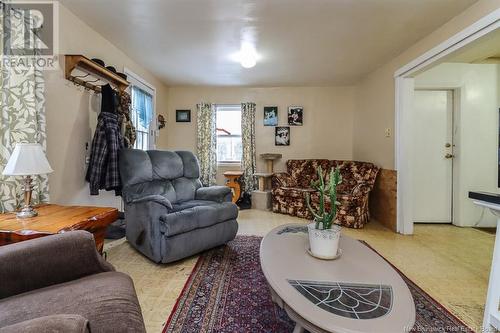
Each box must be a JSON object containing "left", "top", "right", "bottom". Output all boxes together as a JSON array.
[{"left": 260, "top": 224, "right": 416, "bottom": 333}]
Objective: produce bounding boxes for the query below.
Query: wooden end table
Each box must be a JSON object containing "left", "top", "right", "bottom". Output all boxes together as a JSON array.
[
  {"left": 0, "top": 204, "right": 118, "bottom": 253},
  {"left": 223, "top": 171, "right": 244, "bottom": 203}
]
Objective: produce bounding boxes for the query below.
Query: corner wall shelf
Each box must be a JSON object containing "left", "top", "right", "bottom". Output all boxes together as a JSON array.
[{"left": 65, "top": 54, "right": 129, "bottom": 93}]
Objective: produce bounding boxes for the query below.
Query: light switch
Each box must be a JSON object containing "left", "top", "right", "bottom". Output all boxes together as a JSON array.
[{"left": 385, "top": 128, "right": 392, "bottom": 138}]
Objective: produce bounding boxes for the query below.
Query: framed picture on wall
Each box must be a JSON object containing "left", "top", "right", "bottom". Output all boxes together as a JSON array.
[
  {"left": 176, "top": 110, "right": 191, "bottom": 122},
  {"left": 288, "top": 106, "right": 303, "bottom": 126},
  {"left": 275, "top": 126, "right": 290, "bottom": 146},
  {"left": 264, "top": 106, "right": 278, "bottom": 126}
]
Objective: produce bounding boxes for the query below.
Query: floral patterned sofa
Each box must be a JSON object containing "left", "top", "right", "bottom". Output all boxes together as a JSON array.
[{"left": 272, "top": 160, "right": 380, "bottom": 228}]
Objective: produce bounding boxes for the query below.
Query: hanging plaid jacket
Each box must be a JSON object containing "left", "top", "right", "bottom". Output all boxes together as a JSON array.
[{"left": 85, "top": 111, "right": 124, "bottom": 195}]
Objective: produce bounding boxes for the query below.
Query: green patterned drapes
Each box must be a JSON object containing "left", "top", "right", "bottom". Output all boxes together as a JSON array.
[
  {"left": 0, "top": 3, "right": 49, "bottom": 213},
  {"left": 241, "top": 102, "right": 257, "bottom": 194},
  {"left": 196, "top": 103, "right": 217, "bottom": 186}
]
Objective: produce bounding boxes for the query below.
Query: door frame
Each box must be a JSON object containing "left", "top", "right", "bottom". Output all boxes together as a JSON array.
[
  {"left": 124, "top": 68, "right": 157, "bottom": 150},
  {"left": 394, "top": 9, "right": 500, "bottom": 235},
  {"left": 413, "top": 88, "right": 458, "bottom": 224}
]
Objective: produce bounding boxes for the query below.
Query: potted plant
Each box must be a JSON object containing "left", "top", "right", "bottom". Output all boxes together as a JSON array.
[{"left": 305, "top": 166, "right": 342, "bottom": 259}]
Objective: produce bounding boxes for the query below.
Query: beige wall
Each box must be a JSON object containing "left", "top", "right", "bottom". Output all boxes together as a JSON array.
[
  {"left": 353, "top": 0, "right": 500, "bottom": 169},
  {"left": 164, "top": 86, "right": 356, "bottom": 183},
  {"left": 44, "top": 4, "right": 169, "bottom": 208},
  {"left": 44, "top": 0, "right": 500, "bottom": 206}
]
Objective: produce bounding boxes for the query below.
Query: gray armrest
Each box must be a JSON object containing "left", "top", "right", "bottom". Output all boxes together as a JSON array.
[
  {"left": 0, "top": 315, "right": 90, "bottom": 333},
  {"left": 196, "top": 186, "right": 232, "bottom": 203},
  {"left": 0, "top": 231, "right": 114, "bottom": 300},
  {"left": 129, "top": 194, "right": 173, "bottom": 209},
  {"left": 123, "top": 198, "right": 169, "bottom": 263}
]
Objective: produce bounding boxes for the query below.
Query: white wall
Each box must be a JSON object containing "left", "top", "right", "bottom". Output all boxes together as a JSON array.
[
  {"left": 415, "top": 63, "right": 500, "bottom": 227},
  {"left": 44, "top": 4, "right": 169, "bottom": 208}
]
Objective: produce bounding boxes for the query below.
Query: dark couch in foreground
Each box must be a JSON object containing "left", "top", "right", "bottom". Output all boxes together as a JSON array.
[
  {"left": 272, "top": 159, "right": 379, "bottom": 228},
  {"left": 119, "top": 149, "right": 238, "bottom": 264},
  {"left": 0, "top": 231, "right": 145, "bottom": 333}
]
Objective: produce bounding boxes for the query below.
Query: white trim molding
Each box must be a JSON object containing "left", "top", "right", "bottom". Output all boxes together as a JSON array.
[
  {"left": 395, "top": 8, "right": 500, "bottom": 78},
  {"left": 123, "top": 68, "right": 158, "bottom": 150},
  {"left": 394, "top": 9, "right": 500, "bottom": 235}
]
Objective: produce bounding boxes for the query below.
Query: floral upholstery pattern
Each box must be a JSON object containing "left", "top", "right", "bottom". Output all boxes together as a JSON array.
[{"left": 272, "top": 160, "right": 380, "bottom": 228}]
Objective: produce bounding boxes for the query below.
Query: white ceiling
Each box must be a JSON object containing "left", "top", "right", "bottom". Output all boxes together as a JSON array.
[{"left": 60, "top": 0, "right": 478, "bottom": 86}]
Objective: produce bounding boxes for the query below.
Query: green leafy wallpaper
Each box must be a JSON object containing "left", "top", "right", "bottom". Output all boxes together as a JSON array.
[{"left": 0, "top": 7, "right": 49, "bottom": 213}]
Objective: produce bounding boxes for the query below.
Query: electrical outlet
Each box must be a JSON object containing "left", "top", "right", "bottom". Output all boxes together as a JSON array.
[{"left": 385, "top": 128, "right": 392, "bottom": 138}]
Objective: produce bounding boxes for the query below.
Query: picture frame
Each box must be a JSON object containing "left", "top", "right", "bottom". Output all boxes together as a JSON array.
[
  {"left": 275, "top": 126, "right": 290, "bottom": 146},
  {"left": 264, "top": 106, "right": 278, "bottom": 126},
  {"left": 288, "top": 106, "right": 303, "bottom": 126},
  {"left": 176, "top": 109, "right": 191, "bottom": 122}
]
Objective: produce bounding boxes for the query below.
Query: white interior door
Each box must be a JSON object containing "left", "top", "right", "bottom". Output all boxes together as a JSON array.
[{"left": 412, "top": 90, "right": 454, "bottom": 223}]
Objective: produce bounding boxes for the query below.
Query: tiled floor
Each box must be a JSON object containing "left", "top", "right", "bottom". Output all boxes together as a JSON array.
[{"left": 105, "top": 210, "right": 495, "bottom": 333}]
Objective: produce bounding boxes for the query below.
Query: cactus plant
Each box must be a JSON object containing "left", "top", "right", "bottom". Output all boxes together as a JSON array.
[{"left": 305, "top": 166, "right": 342, "bottom": 230}]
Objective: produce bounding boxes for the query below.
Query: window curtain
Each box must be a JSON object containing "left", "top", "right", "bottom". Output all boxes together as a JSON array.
[
  {"left": 241, "top": 102, "right": 257, "bottom": 194},
  {"left": 0, "top": 3, "right": 49, "bottom": 213},
  {"left": 131, "top": 86, "right": 153, "bottom": 129},
  {"left": 196, "top": 103, "right": 217, "bottom": 186}
]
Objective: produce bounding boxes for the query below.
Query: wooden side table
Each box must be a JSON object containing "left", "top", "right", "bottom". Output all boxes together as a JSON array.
[
  {"left": 0, "top": 204, "right": 118, "bottom": 253},
  {"left": 223, "top": 171, "right": 244, "bottom": 203}
]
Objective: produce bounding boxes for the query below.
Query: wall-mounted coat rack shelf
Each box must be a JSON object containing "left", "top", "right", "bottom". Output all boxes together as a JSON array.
[{"left": 65, "top": 54, "right": 129, "bottom": 93}]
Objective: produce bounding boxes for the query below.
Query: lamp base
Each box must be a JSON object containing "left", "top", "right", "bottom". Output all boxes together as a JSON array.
[
  {"left": 16, "top": 175, "right": 37, "bottom": 219},
  {"left": 17, "top": 206, "right": 38, "bottom": 219}
]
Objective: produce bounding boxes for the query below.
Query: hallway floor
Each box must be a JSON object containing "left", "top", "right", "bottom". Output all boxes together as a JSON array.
[{"left": 105, "top": 210, "right": 494, "bottom": 332}]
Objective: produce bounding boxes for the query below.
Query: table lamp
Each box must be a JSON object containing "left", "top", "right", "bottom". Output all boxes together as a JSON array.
[{"left": 2, "top": 143, "right": 53, "bottom": 218}]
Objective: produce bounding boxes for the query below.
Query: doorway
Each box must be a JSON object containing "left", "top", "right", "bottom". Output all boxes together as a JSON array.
[
  {"left": 395, "top": 12, "right": 500, "bottom": 235},
  {"left": 412, "top": 90, "right": 455, "bottom": 224}
]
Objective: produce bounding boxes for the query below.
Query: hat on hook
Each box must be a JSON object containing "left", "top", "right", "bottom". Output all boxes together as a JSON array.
[
  {"left": 106, "top": 66, "right": 117, "bottom": 73},
  {"left": 116, "top": 72, "right": 127, "bottom": 80},
  {"left": 91, "top": 58, "right": 105, "bottom": 67}
]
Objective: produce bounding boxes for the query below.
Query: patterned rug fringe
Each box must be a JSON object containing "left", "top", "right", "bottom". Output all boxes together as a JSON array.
[{"left": 164, "top": 235, "right": 474, "bottom": 333}]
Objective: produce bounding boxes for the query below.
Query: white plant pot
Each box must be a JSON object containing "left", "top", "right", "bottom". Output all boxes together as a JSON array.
[{"left": 307, "top": 222, "right": 341, "bottom": 258}]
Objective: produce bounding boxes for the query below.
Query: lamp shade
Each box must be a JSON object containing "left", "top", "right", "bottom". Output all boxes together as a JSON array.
[{"left": 2, "top": 143, "right": 53, "bottom": 176}]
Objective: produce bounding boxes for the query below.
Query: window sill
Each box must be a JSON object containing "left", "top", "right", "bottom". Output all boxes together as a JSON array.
[{"left": 218, "top": 162, "right": 242, "bottom": 167}]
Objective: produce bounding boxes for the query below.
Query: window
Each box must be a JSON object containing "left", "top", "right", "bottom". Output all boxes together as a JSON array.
[
  {"left": 216, "top": 105, "right": 242, "bottom": 163},
  {"left": 131, "top": 87, "right": 154, "bottom": 150},
  {"left": 126, "top": 69, "right": 156, "bottom": 151}
]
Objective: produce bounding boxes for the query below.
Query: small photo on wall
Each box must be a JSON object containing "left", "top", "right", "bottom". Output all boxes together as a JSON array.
[
  {"left": 264, "top": 106, "right": 278, "bottom": 126},
  {"left": 275, "top": 126, "right": 290, "bottom": 146},
  {"left": 176, "top": 110, "right": 191, "bottom": 122},
  {"left": 288, "top": 106, "right": 303, "bottom": 126}
]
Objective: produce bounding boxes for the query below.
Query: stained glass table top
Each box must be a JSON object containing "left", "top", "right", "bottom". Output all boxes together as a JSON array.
[
  {"left": 260, "top": 223, "right": 415, "bottom": 333},
  {"left": 288, "top": 280, "right": 393, "bottom": 320}
]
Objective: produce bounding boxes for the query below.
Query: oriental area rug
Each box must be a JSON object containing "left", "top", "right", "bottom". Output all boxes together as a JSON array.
[{"left": 163, "top": 236, "right": 473, "bottom": 333}]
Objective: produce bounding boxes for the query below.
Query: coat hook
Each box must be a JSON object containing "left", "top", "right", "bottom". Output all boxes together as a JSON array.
[
  {"left": 85, "top": 77, "right": 100, "bottom": 83},
  {"left": 73, "top": 73, "right": 89, "bottom": 79}
]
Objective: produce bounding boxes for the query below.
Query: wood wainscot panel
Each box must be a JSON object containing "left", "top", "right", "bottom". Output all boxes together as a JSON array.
[{"left": 369, "top": 169, "right": 397, "bottom": 232}]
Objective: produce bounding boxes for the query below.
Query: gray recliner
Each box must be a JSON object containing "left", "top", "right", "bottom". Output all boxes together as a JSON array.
[{"left": 119, "top": 149, "right": 238, "bottom": 263}]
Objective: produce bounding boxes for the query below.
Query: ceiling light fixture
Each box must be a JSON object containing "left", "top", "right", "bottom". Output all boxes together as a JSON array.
[{"left": 231, "top": 42, "right": 259, "bottom": 68}]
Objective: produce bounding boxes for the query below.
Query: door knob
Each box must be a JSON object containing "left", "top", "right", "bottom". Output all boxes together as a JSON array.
[
  {"left": 445, "top": 143, "right": 451, "bottom": 148},
  {"left": 445, "top": 153, "right": 454, "bottom": 159}
]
